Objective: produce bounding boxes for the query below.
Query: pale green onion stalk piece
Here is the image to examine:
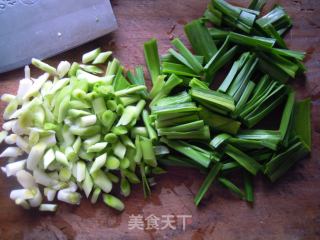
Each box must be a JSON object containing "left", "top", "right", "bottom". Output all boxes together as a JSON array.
[
  {"left": 120, "top": 157, "right": 130, "bottom": 169},
  {"left": 92, "top": 97, "right": 107, "bottom": 116},
  {"left": 0, "top": 146, "right": 23, "bottom": 158},
  {"left": 82, "top": 48, "right": 101, "bottom": 64},
  {"left": 43, "top": 148, "right": 55, "bottom": 169},
  {"left": 65, "top": 146, "right": 77, "bottom": 161},
  {"left": 73, "top": 137, "right": 82, "bottom": 154},
  {"left": 83, "top": 134, "right": 101, "bottom": 149},
  {"left": 33, "top": 169, "right": 58, "bottom": 187},
  {"left": 106, "top": 155, "right": 120, "bottom": 170},
  {"left": 27, "top": 143, "right": 46, "bottom": 170},
  {"left": 93, "top": 51, "right": 112, "bottom": 64},
  {"left": 106, "top": 173, "right": 119, "bottom": 184},
  {"left": 103, "top": 194, "right": 125, "bottom": 211},
  {"left": 104, "top": 133, "right": 118, "bottom": 143},
  {"left": 113, "top": 141, "right": 126, "bottom": 159},
  {"left": 57, "top": 190, "right": 81, "bottom": 205},
  {"left": 106, "top": 58, "right": 120, "bottom": 76},
  {"left": 91, "top": 188, "right": 101, "bottom": 204},
  {"left": 55, "top": 150, "right": 69, "bottom": 167},
  {"left": 134, "top": 136, "right": 143, "bottom": 163},
  {"left": 114, "top": 85, "right": 147, "bottom": 97},
  {"left": 32, "top": 58, "right": 57, "bottom": 75},
  {"left": 64, "top": 181, "right": 78, "bottom": 192},
  {"left": 68, "top": 62, "right": 80, "bottom": 77},
  {"left": 3, "top": 100, "right": 19, "bottom": 120},
  {"left": 4, "top": 160, "right": 26, "bottom": 177},
  {"left": 77, "top": 70, "right": 113, "bottom": 84},
  {"left": 57, "top": 61, "right": 71, "bottom": 78},
  {"left": 44, "top": 188, "right": 57, "bottom": 201},
  {"left": 140, "top": 137, "right": 157, "bottom": 167},
  {"left": 16, "top": 170, "right": 36, "bottom": 188},
  {"left": 91, "top": 170, "right": 112, "bottom": 193},
  {"left": 131, "top": 127, "right": 148, "bottom": 139},
  {"left": 10, "top": 189, "right": 34, "bottom": 201},
  {"left": 116, "top": 100, "right": 146, "bottom": 127},
  {"left": 87, "top": 142, "right": 108, "bottom": 153},
  {"left": 79, "top": 115, "right": 97, "bottom": 127},
  {"left": 28, "top": 187, "right": 43, "bottom": 207},
  {"left": 39, "top": 203, "right": 58, "bottom": 212},
  {"left": 76, "top": 161, "right": 86, "bottom": 182},
  {"left": 0, "top": 131, "right": 8, "bottom": 144},
  {"left": 82, "top": 167, "right": 93, "bottom": 198},
  {"left": 79, "top": 64, "right": 104, "bottom": 74},
  {"left": 142, "top": 110, "right": 158, "bottom": 141},
  {"left": 90, "top": 153, "right": 107, "bottom": 174},
  {"left": 120, "top": 177, "right": 131, "bottom": 197},
  {"left": 59, "top": 167, "right": 71, "bottom": 182},
  {"left": 1, "top": 94, "right": 16, "bottom": 103},
  {"left": 120, "top": 135, "right": 135, "bottom": 149}
]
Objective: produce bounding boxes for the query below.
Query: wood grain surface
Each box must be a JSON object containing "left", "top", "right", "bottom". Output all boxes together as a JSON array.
[{"left": 0, "top": 0, "right": 319, "bottom": 239}]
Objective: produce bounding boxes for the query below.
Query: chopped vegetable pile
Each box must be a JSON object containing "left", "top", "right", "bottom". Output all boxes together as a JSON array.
[
  {"left": 0, "top": 0, "right": 312, "bottom": 211},
  {"left": 154, "top": 0, "right": 311, "bottom": 205},
  {"left": 0, "top": 50, "right": 163, "bottom": 211}
]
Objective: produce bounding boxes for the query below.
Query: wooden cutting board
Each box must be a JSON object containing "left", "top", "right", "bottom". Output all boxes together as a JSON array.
[{"left": 0, "top": 0, "right": 319, "bottom": 239}]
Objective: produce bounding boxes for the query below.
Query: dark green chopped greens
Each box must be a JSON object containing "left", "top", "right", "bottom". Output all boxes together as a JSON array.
[
  {"left": 194, "top": 162, "right": 222, "bottom": 206},
  {"left": 218, "top": 177, "right": 245, "bottom": 199},
  {"left": 184, "top": 19, "right": 218, "bottom": 62},
  {"left": 249, "top": 0, "right": 266, "bottom": 11},
  {"left": 243, "top": 172, "right": 254, "bottom": 202},
  {"left": 140, "top": 0, "right": 310, "bottom": 206}
]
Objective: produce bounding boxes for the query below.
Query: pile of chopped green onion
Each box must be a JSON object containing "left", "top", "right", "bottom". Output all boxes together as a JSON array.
[
  {"left": 0, "top": 0, "right": 312, "bottom": 211},
  {"left": 0, "top": 50, "right": 164, "bottom": 212},
  {"left": 147, "top": 0, "right": 311, "bottom": 205}
]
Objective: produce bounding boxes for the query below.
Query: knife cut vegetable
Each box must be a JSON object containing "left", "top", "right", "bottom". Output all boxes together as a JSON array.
[
  {"left": 0, "top": 51, "right": 160, "bottom": 211},
  {"left": 148, "top": 0, "right": 310, "bottom": 206}
]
